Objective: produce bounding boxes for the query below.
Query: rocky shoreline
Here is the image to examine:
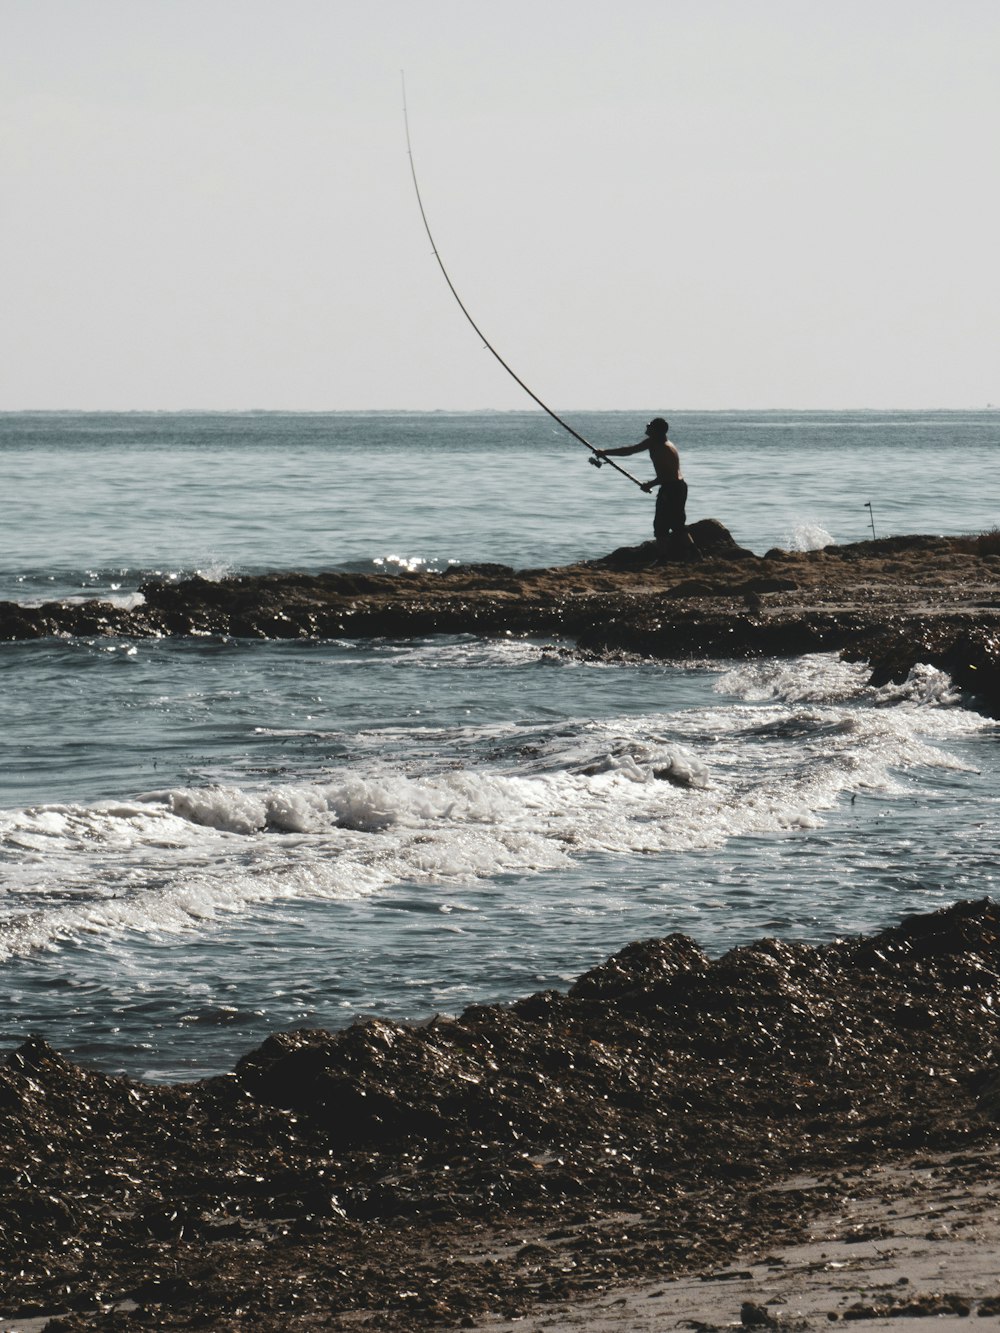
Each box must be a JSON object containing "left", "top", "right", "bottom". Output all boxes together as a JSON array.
[
  {"left": 4, "top": 531, "right": 1000, "bottom": 1329},
  {"left": 4, "top": 522, "right": 1000, "bottom": 714},
  {"left": 2, "top": 898, "right": 1000, "bottom": 1330}
]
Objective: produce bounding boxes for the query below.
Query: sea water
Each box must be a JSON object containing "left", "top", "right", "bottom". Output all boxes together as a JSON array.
[{"left": 1, "top": 410, "right": 998, "bottom": 1079}]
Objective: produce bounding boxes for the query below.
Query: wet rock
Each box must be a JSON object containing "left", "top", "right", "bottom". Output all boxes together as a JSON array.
[
  {"left": 586, "top": 520, "right": 756, "bottom": 570},
  {"left": 741, "top": 1300, "right": 779, "bottom": 1326},
  {"left": 568, "top": 934, "right": 710, "bottom": 1003},
  {"left": 1, "top": 530, "right": 1000, "bottom": 715},
  {"left": 664, "top": 578, "right": 718, "bottom": 598}
]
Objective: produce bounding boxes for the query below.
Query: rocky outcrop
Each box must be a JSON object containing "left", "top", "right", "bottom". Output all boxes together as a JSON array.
[{"left": 3, "top": 525, "right": 1000, "bottom": 713}]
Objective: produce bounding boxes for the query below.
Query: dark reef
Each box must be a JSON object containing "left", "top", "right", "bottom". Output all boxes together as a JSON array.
[
  {"left": 2, "top": 899, "right": 1000, "bottom": 1329},
  {"left": 4, "top": 522, "right": 1000, "bottom": 715}
]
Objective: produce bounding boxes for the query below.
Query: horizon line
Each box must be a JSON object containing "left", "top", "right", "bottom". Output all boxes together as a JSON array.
[{"left": 1, "top": 404, "right": 996, "bottom": 416}]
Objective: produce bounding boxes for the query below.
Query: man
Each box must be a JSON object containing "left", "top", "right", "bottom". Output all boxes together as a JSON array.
[{"left": 596, "top": 418, "right": 695, "bottom": 555}]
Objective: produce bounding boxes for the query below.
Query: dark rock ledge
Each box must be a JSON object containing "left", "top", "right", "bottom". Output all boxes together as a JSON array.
[
  {"left": 3, "top": 521, "right": 1000, "bottom": 713},
  {"left": 2, "top": 898, "right": 1000, "bottom": 1330}
]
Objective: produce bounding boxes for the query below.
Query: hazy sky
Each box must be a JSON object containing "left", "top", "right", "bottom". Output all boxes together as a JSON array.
[{"left": 4, "top": 0, "right": 998, "bottom": 410}]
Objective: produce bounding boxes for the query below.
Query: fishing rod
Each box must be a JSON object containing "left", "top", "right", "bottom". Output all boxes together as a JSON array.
[{"left": 402, "top": 79, "right": 643, "bottom": 490}]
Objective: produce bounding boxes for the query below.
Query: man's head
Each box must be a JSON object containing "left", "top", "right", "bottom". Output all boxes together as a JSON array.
[{"left": 646, "top": 417, "right": 669, "bottom": 438}]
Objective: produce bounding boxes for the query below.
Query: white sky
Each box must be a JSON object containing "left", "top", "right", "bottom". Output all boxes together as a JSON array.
[{"left": 3, "top": 0, "right": 998, "bottom": 410}]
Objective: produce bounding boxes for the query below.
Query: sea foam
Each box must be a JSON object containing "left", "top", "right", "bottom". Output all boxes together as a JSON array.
[{"left": 0, "top": 654, "right": 988, "bottom": 961}]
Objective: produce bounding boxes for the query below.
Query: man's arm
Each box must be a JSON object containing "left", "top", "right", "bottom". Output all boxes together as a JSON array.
[
  {"left": 597, "top": 440, "right": 659, "bottom": 489},
  {"left": 596, "top": 442, "right": 647, "bottom": 459}
]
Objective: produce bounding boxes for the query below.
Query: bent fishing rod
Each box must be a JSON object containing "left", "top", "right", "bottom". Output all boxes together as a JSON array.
[{"left": 402, "top": 82, "right": 643, "bottom": 490}]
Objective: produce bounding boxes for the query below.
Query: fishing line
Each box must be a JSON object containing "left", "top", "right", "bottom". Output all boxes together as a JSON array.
[{"left": 402, "top": 77, "right": 643, "bottom": 490}]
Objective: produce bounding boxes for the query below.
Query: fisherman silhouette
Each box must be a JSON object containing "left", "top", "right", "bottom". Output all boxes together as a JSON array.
[{"left": 596, "top": 418, "right": 697, "bottom": 557}]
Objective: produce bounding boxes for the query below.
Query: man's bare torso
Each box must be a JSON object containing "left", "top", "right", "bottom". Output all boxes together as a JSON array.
[{"left": 649, "top": 438, "right": 683, "bottom": 484}]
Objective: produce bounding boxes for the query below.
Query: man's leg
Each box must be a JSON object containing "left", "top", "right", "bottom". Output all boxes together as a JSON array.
[{"left": 655, "top": 483, "right": 698, "bottom": 560}]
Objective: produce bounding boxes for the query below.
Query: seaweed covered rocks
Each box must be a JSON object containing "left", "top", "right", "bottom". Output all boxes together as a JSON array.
[
  {"left": 1, "top": 530, "right": 1000, "bottom": 719},
  {"left": 1, "top": 530, "right": 1000, "bottom": 714},
  {"left": 1, "top": 899, "right": 1000, "bottom": 1329},
  {"left": 2, "top": 529, "right": 1000, "bottom": 715}
]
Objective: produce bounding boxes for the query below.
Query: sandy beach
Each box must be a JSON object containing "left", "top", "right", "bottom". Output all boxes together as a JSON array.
[
  {"left": 4, "top": 1150, "right": 999, "bottom": 1332},
  {"left": 463, "top": 1150, "right": 1000, "bottom": 1333}
]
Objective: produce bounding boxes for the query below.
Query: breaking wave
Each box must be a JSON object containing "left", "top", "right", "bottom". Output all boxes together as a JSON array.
[{"left": 0, "top": 653, "right": 988, "bottom": 961}]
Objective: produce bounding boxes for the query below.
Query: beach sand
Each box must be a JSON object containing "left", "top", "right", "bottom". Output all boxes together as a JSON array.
[
  {"left": 4, "top": 1150, "right": 999, "bottom": 1331},
  {"left": 462, "top": 1150, "right": 1000, "bottom": 1333}
]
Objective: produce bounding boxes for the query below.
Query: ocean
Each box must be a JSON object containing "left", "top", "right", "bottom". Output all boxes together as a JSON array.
[{"left": 1, "top": 409, "right": 998, "bottom": 1081}]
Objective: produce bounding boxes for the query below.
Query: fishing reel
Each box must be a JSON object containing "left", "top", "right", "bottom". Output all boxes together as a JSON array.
[{"left": 589, "top": 454, "right": 604, "bottom": 468}]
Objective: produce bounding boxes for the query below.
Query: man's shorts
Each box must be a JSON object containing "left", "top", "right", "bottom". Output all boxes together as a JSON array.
[{"left": 654, "top": 480, "right": 688, "bottom": 541}]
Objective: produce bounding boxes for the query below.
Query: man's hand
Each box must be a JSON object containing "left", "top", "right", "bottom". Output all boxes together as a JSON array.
[{"left": 641, "top": 480, "right": 656, "bottom": 493}]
